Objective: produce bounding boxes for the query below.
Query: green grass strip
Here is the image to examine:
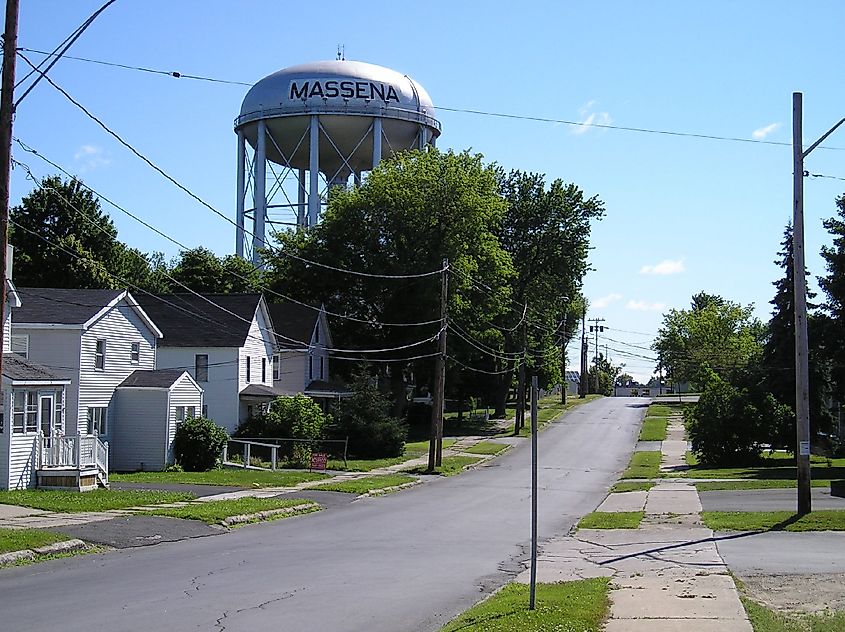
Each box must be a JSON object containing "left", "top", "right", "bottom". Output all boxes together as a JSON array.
[
  {"left": 741, "top": 596, "right": 845, "bottom": 631},
  {"left": 441, "top": 578, "right": 610, "bottom": 631},
  {"left": 313, "top": 475, "right": 417, "bottom": 494},
  {"left": 639, "top": 417, "right": 669, "bottom": 441},
  {"left": 409, "top": 455, "right": 483, "bottom": 476},
  {"left": 0, "top": 527, "right": 69, "bottom": 554},
  {"left": 647, "top": 404, "right": 676, "bottom": 417},
  {"left": 142, "top": 497, "right": 317, "bottom": 524},
  {"left": 701, "top": 510, "right": 845, "bottom": 532},
  {"left": 0, "top": 489, "right": 194, "bottom": 513},
  {"left": 610, "top": 481, "right": 655, "bottom": 493},
  {"left": 110, "top": 469, "right": 329, "bottom": 488},
  {"left": 578, "top": 511, "right": 644, "bottom": 530},
  {"left": 695, "top": 480, "right": 831, "bottom": 491},
  {"left": 462, "top": 441, "right": 509, "bottom": 456},
  {"left": 620, "top": 451, "right": 662, "bottom": 479}
]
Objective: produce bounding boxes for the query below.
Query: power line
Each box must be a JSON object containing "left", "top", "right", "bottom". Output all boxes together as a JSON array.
[
  {"left": 17, "top": 48, "right": 845, "bottom": 152},
  {"left": 805, "top": 171, "right": 845, "bottom": 182}
]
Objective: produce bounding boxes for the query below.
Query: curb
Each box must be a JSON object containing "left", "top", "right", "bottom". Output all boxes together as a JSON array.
[
  {"left": 220, "top": 502, "right": 319, "bottom": 527},
  {"left": 0, "top": 538, "right": 87, "bottom": 566},
  {"left": 358, "top": 479, "right": 423, "bottom": 498}
]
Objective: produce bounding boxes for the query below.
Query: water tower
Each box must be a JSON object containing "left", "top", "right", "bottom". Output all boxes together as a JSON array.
[{"left": 234, "top": 60, "right": 442, "bottom": 262}]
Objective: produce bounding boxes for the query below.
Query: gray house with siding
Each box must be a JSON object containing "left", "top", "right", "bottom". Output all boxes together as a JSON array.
[
  {"left": 136, "top": 293, "right": 278, "bottom": 433},
  {"left": 111, "top": 369, "right": 203, "bottom": 472},
  {"left": 11, "top": 287, "right": 163, "bottom": 444}
]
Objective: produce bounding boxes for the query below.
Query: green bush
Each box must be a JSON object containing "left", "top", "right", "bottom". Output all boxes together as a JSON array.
[
  {"left": 329, "top": 376, "right": 407, "bottom": 459},
  {"left": 687, "top": 371, "right": 792, "bottom": 467},
  {"left": 173, "top": 417, "right": 229, "bottom": 471},
  {"left": 237, "top": 394, "right": 328, "bottom": 466}
]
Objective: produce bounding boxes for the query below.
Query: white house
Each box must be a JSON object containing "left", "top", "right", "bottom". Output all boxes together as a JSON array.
[
  {"left": 267, "top": 301, "right": 347, "bottom": 404},
  {"left": 136, "top": 293, "right": 278, "bottom": 433}
]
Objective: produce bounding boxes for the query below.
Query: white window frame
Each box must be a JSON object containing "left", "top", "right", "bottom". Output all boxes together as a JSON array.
[
  {"left": 262, "top": 357, "right": 266, "bottom": 383},
  {"left": 130, "top": 341, "right": 140, "bottom": 364},
  {"left": 95, "top": 339, "right": 106, "bottom": 370},
  {"left": 246, "top": 356, "right": 251, "bottom": 383},
  {"left": 87, "top": 406, "right": 107, "bottom": 435},
  {"left": 272, "top": 354, "right": 280, "bottom": 381}
]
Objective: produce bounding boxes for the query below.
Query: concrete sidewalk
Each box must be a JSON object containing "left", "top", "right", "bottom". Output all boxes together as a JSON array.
[{"left": 516, "top": 414, "right": 753, "bottom": 630}]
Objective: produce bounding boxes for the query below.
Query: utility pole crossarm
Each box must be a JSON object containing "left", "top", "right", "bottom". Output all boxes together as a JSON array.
[{"left": 803, "top": 117, "right": 845, "bottom": 159}]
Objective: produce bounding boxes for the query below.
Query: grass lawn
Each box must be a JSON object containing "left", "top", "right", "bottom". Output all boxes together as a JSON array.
[
  {"left": 620, "top": 451, "right": 662, "bottom": 479},
  {"left": 577, "top": 511, "right": 644, "bottom": 530},
  {"left": 0, "top": 489, "right": 194, "bottom": 513},
  {"left": 111, "top": 469, "right": 329, "bottom": 488},
  {"left": 701, "top": 510, "right": 845, "bottom": 532},
  {"left": 313, "top": 474, "right": 417, "bottom": 494},
  {"left": 328, "top": 439, "right": 458, "bottom": 472},
  {"left": 462, "top": 441, "right": 509, "bottom": 456},
  {"left": 0, "top": 527, "right": 69, "bottom": 554},
  {"left": 639, "top": 417, "right": 668, "bottom": 441},
  {"left": 742, "top": 596, "right": 845, "bottom": 631},
  {"left": 505, "top": 394, "right": 603, "bottom": 438},
  {"left": 409, "top": 455, "right": 482, "bottom": 476},
  {"left": 610, "top": 481, "right": 655, "bottom": 493},
  {"left": 440, "top": 578, "right": 610, "bottom": 632},
  {"left": 647, "top": 404, "right": 677, "bottom": 417},
  {"left": 680, "top": 454, "right": 845, "bottom": 484},
  {"left": 143, "top": 497, "right": 318, "bottom": 524},
  {"left": 695, "top": 480, "right": 831, "bottom": 491}
]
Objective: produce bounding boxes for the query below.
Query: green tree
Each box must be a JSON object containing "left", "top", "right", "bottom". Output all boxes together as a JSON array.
[
  {"left": 237, "top": 394, "right": 327, "bottom": 465},
  {"left": 172, "top": 416, "right": 229, "bottom": 471},
  {"left": 587, "top": 353, "right": 623, "bottom": 396},
  {"left": 265, "top": 149, "right": 514, "bottom": 415},
  {"left": 653, "top": 293, "right": 764, "bottom": 388},
  {"left": 819, "top": 194, "right": 845, "bottom": 402}
]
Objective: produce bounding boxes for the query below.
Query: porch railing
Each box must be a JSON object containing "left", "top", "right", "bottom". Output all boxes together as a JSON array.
[{"left": 39, "top": 435, "right": 109, "bottom": 480}]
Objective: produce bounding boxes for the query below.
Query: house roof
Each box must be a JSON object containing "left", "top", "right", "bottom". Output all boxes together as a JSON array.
[
  {"left": 13, "top": 287, "right": 162, "bottom": 337},
  {"left": 136, "top": 293, "right": 265, "bottom": 348},
  {"left": 267, "top": 301, "right": 319, "bottom": 349},
  {"left": 304, "top": 379, "right": 352, "bottom": 398},
  {"left": 239, "top": 383, "right": 282, "bottom": 399},
  {"left": 2, "top": 354, "right": 70, "bottom": 384},
  {"left": 117, "top": 369, "right": 191, "bottom": 389}
]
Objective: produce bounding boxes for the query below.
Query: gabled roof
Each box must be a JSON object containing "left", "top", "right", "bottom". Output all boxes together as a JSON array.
[
  {"left": 267, "top": 301, "right": 320, "bottom": 350},
  {"left": 117, "top": 369, "right": 194, "bottom": 389},
  {"left": 239, "top": 383, "right": 283, "bottom": 399},
  {"left": 136, "top": 293, "right": 266, "bottom": 348},
  {"left": 2, "top": 354, "right": 70, "bottom": 384},
  {"left": 13, "top": 287, "right": 162, "bottom": 337}
]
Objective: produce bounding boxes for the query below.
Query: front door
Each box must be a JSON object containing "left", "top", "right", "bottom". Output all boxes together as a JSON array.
[{"left": 39, "top": 393, "right": 55, "bottom": 438}]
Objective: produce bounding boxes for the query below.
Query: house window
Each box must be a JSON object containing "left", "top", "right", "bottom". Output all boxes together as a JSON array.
[
  {"left": 246, "top": 357, "right": 251, "bottom": 383},
  {"left": 10, "top": 333, "right": 28, "bottom": 359},
  {"left": 309, "top": 356, "right": 313, "bottom": 381},
  {"left": 130, "top": 341, "right": 140, "bottom": 363},
  {"left": 95, "top": 339, "right": 106, "bottom": 370},
  {"left": 315, "top": 325, "right": 320, "bottom": 344},
  {"left": 195, "top": 354, "right": 209, "bottom": 382},
  {"left": 320, "top": 356, "right": 324, "bottom": 380},
  {"left": 273, "top": 355, "right": 280, "bottom": 381},
  {"left": 87, "top": 407, "right": 107, "bottom": 435},
  {"left": 175, "top": 406, "right": 197, "bottom": 423},
  {"left": 201, "top": 404, "right": 208, "bottom": 418},
  {"left": 262, "top": 358, "right": 266, "bottom": 383}
]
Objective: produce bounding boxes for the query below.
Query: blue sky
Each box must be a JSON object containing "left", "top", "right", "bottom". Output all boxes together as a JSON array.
[{"left": 11, "top": 1, "right": 845, "bottom": 381}]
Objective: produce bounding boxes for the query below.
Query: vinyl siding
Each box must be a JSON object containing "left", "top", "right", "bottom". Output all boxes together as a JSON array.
[
  {"left": 8, "top": 434, "right": 37, "bottom": 490},
  {"left": 237, "top": 306, "right": 275, "bottom": 429},
  {"left": 112, "top": 389, "right": 168, "bottom": 472},
  {"left": 0, "top": 386, "right": 9, "bottom": 489},
  {"left": 274, "top": 350, "right": 308, "bottom": 394},
  {"left": 13, "top": 326, "right": 81, "bottom": 433},
  {"left": 78, "top": 301, "right": 157, "bottom": 439},
  {"left": 156, "top": 347, "right": 239, "bottom": 433},
  {"left": 167, "top": 376, "right": 204, "bottom": 465}
]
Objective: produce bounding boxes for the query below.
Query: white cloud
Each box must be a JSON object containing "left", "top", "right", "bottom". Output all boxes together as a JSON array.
[
  {"left": 639, "top": 259, "right": 685, "bottom": 275},
  {"left": 73, "top": 144, "right": 110, "bottom": 171},
  {"left": 592, "top": 293, "right": 622, "bottom": 308},
  {"left": 752, "top": 122, "right": 781, "bottom": 140},
  {"left": 626, "top": 299, "right": 666, "bottom": 312},
  {"left": 572, "top": 101, "right": 612, "bottom": 135}
]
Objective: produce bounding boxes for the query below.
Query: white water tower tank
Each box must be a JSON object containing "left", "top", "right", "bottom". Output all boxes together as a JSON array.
[{"left": 234, "top": 60, "right": 441, "bottom": 262}]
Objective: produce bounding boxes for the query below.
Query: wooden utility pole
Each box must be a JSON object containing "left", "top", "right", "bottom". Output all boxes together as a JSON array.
[
  {"left": 428, "top": 258, "right": 448, "bottom": 471},
  {"left": 579, "top": 309, "right": 588, "bottom": 397},
  {"left": 0, "top": 0, "right": 20, "bottom": 397},
  {"left": 560, "top": 312, "right": 567, "bottom": 405},
  {"left": 588, "top": 317, "right": 605, "bottom": 394},
  {"left": 514, "top": 302, "right": 527, "bottom": 435}
]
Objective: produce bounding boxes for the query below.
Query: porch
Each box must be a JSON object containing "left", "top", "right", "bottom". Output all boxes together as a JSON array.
[{"left": 37, "top": 435, "right": 109, "bottom": 491}]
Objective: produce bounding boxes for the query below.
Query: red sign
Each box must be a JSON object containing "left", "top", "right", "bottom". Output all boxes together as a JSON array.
[{"left": 310, "top": 452, "right": 328, "bottom": 471}]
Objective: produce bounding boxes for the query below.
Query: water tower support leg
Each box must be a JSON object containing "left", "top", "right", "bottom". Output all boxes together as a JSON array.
[
  {"left": 372, "top": 117, "right": 382, "bottom": 168},
  {"left": 297, "top": 168, "right": 306, "bottom": 227},
  {"left": 251, "top": 119, "right": 267, "bottom": 264},
  {"left": 308, "top": 115, "right": 320, "bottom": 227},
  {"left": 235, "top": 131, "right": 246, "bottom": 257}
]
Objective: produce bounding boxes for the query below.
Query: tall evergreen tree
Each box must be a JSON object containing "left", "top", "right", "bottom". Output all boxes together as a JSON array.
[{"left": 819, "top": 194, "right": 845, "bottom": 404}]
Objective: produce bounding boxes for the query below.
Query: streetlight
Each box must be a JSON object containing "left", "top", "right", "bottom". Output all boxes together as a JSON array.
[{"left": 792, "top": 92, "right": 845, "bottom": 516}]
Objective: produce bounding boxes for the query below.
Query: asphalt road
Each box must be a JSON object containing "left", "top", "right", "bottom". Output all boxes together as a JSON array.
[
  {"left": 0, "top": 397, "right": 643, "bottom": 632},
  {"left": 700, "top": 488, "right": 845, "bottom": 512},
  {"left": 716, "top": 531, "right": 845, "bottom": 574}
]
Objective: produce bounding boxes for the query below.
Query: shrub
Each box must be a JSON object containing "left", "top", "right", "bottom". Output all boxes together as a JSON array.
[
  {"left": 329, "top": 376, "right": 407, "bottom": 458},
  {"left": 173, "top": 416, "right": 229, "bottom": 471},
  {"left": 237, "top": 394, "right": 328, "bottom": 466}
]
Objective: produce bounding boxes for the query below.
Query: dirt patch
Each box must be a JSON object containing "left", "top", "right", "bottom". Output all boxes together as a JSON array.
[{"left": 738, "top": 573, "right": 845, "bottom": 614}]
